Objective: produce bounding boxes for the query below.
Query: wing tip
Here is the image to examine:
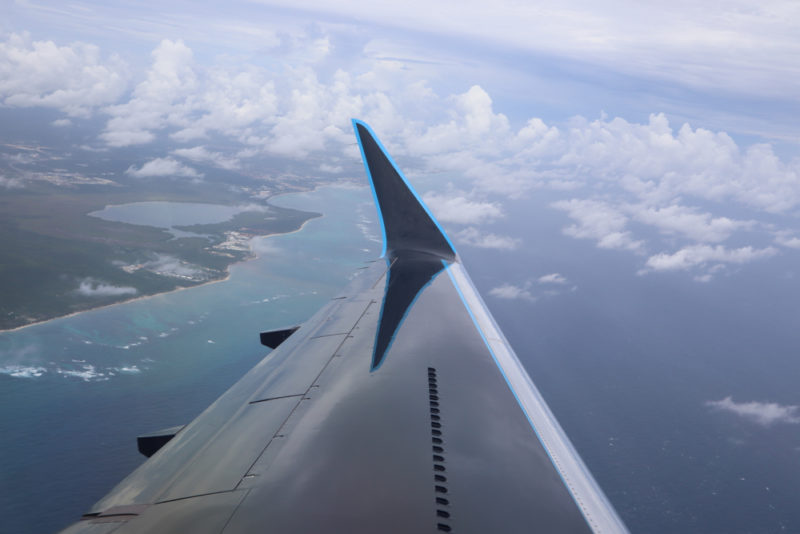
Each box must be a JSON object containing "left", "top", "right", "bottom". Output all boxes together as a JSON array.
[{"left": 351, "top": 119, "right": 458, "bottom": 261}]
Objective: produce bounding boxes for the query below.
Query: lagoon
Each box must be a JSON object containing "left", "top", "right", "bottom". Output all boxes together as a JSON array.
[
  {"left": 90, "top": 201, "right": 257, "bottom": 228},
  {"left": 89, "top": 201, "right": 268, "bottom": 238}
]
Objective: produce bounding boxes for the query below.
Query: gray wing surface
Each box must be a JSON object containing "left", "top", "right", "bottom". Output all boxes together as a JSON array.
[{"left": 59, "top": 120, "right": 628, "bottom": 534}]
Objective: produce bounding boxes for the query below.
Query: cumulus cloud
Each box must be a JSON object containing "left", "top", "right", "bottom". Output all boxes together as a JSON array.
[
  {"left": 552, "top": 198, "right": 644, "bottom": 252},
  {"left": 707, "top": 397, "right": 800, "bottom": 426},
  {"left": 0, "top": 33, "right": 128, "bottom": 117},
  {"left": 415, "top": 109, "right": 800, "bottom": 221},
  {"left": 645, "top": 245, "right": 777, "bottom": 272},
  {"left": 319, "top": 163, "right": 343, "bottom": 174},
  {"left": 489, "top": 283, "right": 535, "bottom": 302},
  {"left": 0, "top": 175, "right": 23, "bottom": 189},
  {"left": 423, "top": 192, "right": 504, "bottom": 224},
  {"left": 141, "top": 254, "right": 203, "bottom": 278},
  {"left": 101, "top": 39, "right": 198, "bottom": 147},
  {"left": 76, "top": 278, "right": 138, "bottom": 297},
  {"left": 171, "top": 146, "right": 240, "bottom": 170},
  {"left": 454, "top": 227, "right": 520, "bottom": 250},
  {"left": 538, "top": 273, "right": 567, "bottom": 284},
  {"left": 540, "top": 113, "right": 800, "bottom": 214},
  {"left": 629, "top": 204, "right": 753, "bottom": 243},
  {"left": 410, "top": 86, "right": 511, "bottom": 156},
  {"left": 169, "top": 65, "right": 279, "bottom": 143},
  {"left": 125, "top": 158, "right": 203, "bottom": 179},
  {"left": 4, "top": 35, "right": 799, "bottom": 280},
  {"left": 774, "top": 232, "right": 800, "bottom": 249}
]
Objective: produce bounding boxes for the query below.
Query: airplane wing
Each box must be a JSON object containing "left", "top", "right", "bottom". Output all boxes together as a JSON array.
[{"left": 59, "top": 120, "right": 628, "bottom": 534}]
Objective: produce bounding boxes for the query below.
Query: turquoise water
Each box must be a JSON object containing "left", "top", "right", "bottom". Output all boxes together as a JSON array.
[{"left": 0, "top": 184, "right": 380, "bottom": 533}]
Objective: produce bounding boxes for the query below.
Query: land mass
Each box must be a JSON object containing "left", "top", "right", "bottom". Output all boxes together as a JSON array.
[{"left": 0, "top": 138, "right": 326, "bottom": 331}]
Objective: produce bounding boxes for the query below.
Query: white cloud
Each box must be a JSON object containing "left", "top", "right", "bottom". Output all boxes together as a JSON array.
[
  {"left": 544, "top": 114, "right": 800, "bottom": 214},
  {"left": 0, "top": 33, "right": 128, "bottom": 117},
  {"left": 171, "top": 146, "right": 240, "bottom": 170},
  {"left": 645, "top": 245, "right": 777, "bottom": 272},
  {"left": 170, "top": 65, "right": 279, "bottom": 142},
  {"left": 410, "top": 86, "right": 511, "bottom": 156},
  {"left": 454, "top": 227, "right": 520, "bottom": 250},
  {"left": 552, "top": 198, "right": 644, "bottom": 252},
  {"left": 101, "top": 39, "right": 198, "bottom": 147},
  {"left": 538, "top": 273, "right": 567, "bottom": 284},
  {"left": 319, "top": 163, "right": 342, "bottom": 174},
  {"left": 629, "top": 204, "right": 753, "bottom": 243},
  {"left": 423, "top": 192, "right": 504, "bottom": 224},
  {"left": 262, "top": 68, "right": 361, "bottom": 158},
  {"left": 51, "top": 118, "right": 72, "bottom": 127},
  {"left": 76, "top": 279, "right": 138, "bottom": 297},
  {"left": 0, "top": 175, "right": 23, "bottom": 189},
  {"left": 489, "top": 283, "right": 535, "bottom": 302},
  {"left": 489, "top": 274, "right": 574, "bottom": 302},
  {"left": 774, "top": 233, "right": 800, "bottom": 249},
  {"left": 141, "top": 254, "right": 203, "bottom": 278},
  {"left": 707, "top": 396, "right": 800, "bottom": 426},
  {"left": 125, "top": 157, "right": 203, "bottom": 179},
  {"left": 2, "top": 35, "right": 799, "bottom": 279}
]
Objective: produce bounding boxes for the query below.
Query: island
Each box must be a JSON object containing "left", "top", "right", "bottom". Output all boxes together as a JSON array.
[{"left": 0, "top": 140, "right": 325, "bottom": 331}]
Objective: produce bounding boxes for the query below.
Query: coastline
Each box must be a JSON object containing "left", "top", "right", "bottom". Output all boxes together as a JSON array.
[
  {"left": 0, "top": 271, "right": 234, "bottom": 335},
  {"left": 0, "top": 212, "right": 322, "bottom": 335}
]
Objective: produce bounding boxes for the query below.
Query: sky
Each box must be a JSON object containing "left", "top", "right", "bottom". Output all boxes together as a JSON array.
[{"left": 3, "top": 0, "right": 800, "bottom": 530}]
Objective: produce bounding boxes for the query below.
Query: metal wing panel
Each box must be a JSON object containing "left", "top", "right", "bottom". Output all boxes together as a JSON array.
[
  {"left": 84, "top": 262, "right": 388, "bottom": 514},
  {"left": 220, "top": 255, "right": 597, "bottom": 533}
]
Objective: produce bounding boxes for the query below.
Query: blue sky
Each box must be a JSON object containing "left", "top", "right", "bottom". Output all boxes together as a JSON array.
[{"left": 4, "top": 1, "right": 800, "bottom": 517}]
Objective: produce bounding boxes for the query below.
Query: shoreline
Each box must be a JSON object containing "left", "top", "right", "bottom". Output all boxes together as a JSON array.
[
  {"left": 0, "top": 212, "right": 322, "bottom": 335},
  {"left": 0, "top": 272, "right": 235, "bottom": 334}
]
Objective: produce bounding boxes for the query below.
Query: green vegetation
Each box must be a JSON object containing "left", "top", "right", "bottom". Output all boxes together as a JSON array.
[{"left": 0, "top": 183, "right": 319, "bottom": 331}]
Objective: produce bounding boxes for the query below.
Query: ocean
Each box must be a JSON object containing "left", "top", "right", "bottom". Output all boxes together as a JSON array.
[
  {"left": 0, "top": 184, "right": 380, "bottom": 533},
  {"left": 3, "top": 182, "right": 800, "bottom": 533}
]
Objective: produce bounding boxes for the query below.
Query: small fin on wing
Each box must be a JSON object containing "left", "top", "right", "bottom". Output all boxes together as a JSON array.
[
  {"left": 260, "top": 326, "right": 300, "bottom": 349},
  {"left": 352, "top": 119, "right": 456, "bottom": 261},
  {"left": 137, "top": 425, "right": 185, "bottom": 458}
]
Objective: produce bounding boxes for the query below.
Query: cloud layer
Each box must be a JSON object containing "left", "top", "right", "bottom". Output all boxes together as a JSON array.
[{"left": 3, "top": 33, "right": 800, "bottom": 280}]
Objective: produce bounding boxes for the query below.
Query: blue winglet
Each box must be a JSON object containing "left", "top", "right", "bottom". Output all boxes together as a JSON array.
[{"left": 352, "top": 119, "right": 457, "bottom": 261}]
